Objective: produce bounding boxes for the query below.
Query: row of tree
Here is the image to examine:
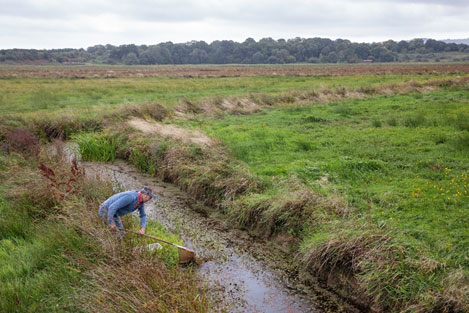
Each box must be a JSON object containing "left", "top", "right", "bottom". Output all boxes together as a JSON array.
[{"left": 1, "top": 37, "right": 468, "bottom": 65}]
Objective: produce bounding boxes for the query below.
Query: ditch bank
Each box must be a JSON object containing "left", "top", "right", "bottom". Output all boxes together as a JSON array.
[{"left": 80, "top": 158, "right": 360, "bottom": 313}]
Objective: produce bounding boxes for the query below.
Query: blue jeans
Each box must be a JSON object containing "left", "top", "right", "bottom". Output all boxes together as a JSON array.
[{"left": 98, "top": 205, "right": 124, "bottom": 230}]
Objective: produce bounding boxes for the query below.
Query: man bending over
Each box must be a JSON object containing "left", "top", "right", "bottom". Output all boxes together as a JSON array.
[{"left": 99, "top": 187, "right": 156, "bottom": 235}]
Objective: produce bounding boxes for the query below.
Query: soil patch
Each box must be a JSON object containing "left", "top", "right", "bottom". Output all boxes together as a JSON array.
[
  {"left": 1, "top": 64, "right": 469, "bottom": 78},
  {"left": 128, "top": 118, "right": 214, "bottom": 147}
]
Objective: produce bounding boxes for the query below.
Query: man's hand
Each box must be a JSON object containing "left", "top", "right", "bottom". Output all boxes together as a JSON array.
[
  {"left": 109, "top": 224, "right": 117, "bottom": 231},
  {"left": 138, "top": 227, "right": 146, "bottom": 235}
]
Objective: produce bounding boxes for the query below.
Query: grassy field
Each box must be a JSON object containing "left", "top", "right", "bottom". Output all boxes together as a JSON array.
[
  {"left": 181, "top": 87, "right": 468, "bottom": 310},
  {"left": 0, "top": 73, "right": 462, "bottom": 117},
  {"left": 193, "top": 88, "right": 468, "bottom": 254},
  {"left": 1, "top": 65, "right": 468, "bottom": 312}
]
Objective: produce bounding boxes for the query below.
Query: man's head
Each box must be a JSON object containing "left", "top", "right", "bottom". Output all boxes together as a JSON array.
[{"left": 140, "top": 187, "right": 156, "bottom": 202}]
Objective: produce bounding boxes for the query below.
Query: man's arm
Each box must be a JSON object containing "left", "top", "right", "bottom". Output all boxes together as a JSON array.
[{"left": 138, "top": 206, "right": 146, "bottom": 234}]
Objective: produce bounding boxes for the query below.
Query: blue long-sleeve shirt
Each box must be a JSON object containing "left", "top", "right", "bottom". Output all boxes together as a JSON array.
[{"left": 102, "top": 190, "right": 147, "bottom": 227}]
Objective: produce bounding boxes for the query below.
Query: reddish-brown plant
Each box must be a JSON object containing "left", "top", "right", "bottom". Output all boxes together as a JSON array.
[{"left": 39, "top": 158, "right": 85, "bottom": 200}]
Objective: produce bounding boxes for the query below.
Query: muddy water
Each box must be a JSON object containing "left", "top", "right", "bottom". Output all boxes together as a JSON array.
[{"left": 82, "top": 159, "right": 325, "bottom": 313}]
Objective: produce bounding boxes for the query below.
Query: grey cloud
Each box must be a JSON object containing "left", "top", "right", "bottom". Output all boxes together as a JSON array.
[
  {"left": 0, "top": 0, "right": 211, "bottom": 22},
  {"left": 0, "top": 0, "right": 468, "bottom": 49},
  {"left": 387, "top": 0, "right": 468, "bottom": 6},
  {"left": 1, "top": 0, "right": 468, "bottom": 24},
  {"left": 0, "top": 0, "right": 66, "bottom": 19}
]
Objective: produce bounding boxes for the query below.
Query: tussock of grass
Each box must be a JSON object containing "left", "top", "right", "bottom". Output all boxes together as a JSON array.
[
  {"left": 73, "top": 132, "right": 118, "bottom": 162},
  {"left": 301, "top": 220, "right": 468, "bottom": 312},
  {"left": 30, "top": 114, "right": 102, "bottom": 140},
  {"left": 160, "top": 145, "right": 262, "bottom": 204},
  {"left": 115, "top": 102, "right": 172, "bottom": 121},
  {"left": 84, "top": 257, "right": 209, "bottom": 313},
  {"left": 225, "top": 186, "right": 342, "bottom": 237}
]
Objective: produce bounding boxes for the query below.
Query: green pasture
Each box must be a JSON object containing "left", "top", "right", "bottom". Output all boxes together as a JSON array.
[
  {"left": 0, "top": 73, "right": 459, "bottom": 118},
  {"left": 189, "top": 88, "right": 469, "bottom": 265},
  {"left": 176, "top": 86, "right": 469, "bottom": 308}
]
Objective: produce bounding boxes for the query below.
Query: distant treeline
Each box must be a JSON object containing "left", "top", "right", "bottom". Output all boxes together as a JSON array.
[{"left": 2, "top": 37, "right": 469, "bottom": 65}]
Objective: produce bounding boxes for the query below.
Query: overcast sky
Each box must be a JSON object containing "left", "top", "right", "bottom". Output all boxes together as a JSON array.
[{"left": 1, "top": 0, "right": 468, "bottom": 49}]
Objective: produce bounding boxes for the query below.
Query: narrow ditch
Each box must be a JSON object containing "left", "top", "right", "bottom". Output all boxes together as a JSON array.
[{"left": 65, "top": 143, "right": 359, "bottom": 312}]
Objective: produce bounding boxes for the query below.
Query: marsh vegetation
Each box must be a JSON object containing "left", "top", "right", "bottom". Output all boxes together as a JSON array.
[{"left": 1, "top": 64, "right": 468, "bottom": 312}]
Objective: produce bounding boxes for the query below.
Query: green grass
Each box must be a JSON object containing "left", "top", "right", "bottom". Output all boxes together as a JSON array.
[
  {"left": 191, "top": 86, "right": 469, "bottom": 308},
  {"left": 0, "top": 194, "right": 91, "bottom": 313},
  {"left": 177, "top": 87, "right": 469, "bottom": 309},
  {"left": 73, "top": 132, "right": 118, "bottom": 162},
  {"left": 129, "top": 219, "right": 182, "bottom": 267},
  {"left": 0, "top": 74, "right": 460, "bottom": 118},
  {"left": 0, "top": 154, "right": 94, "bottom": 312},
  {"left": 197, "top": 88, "right": 469, "bottom": 263}
]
